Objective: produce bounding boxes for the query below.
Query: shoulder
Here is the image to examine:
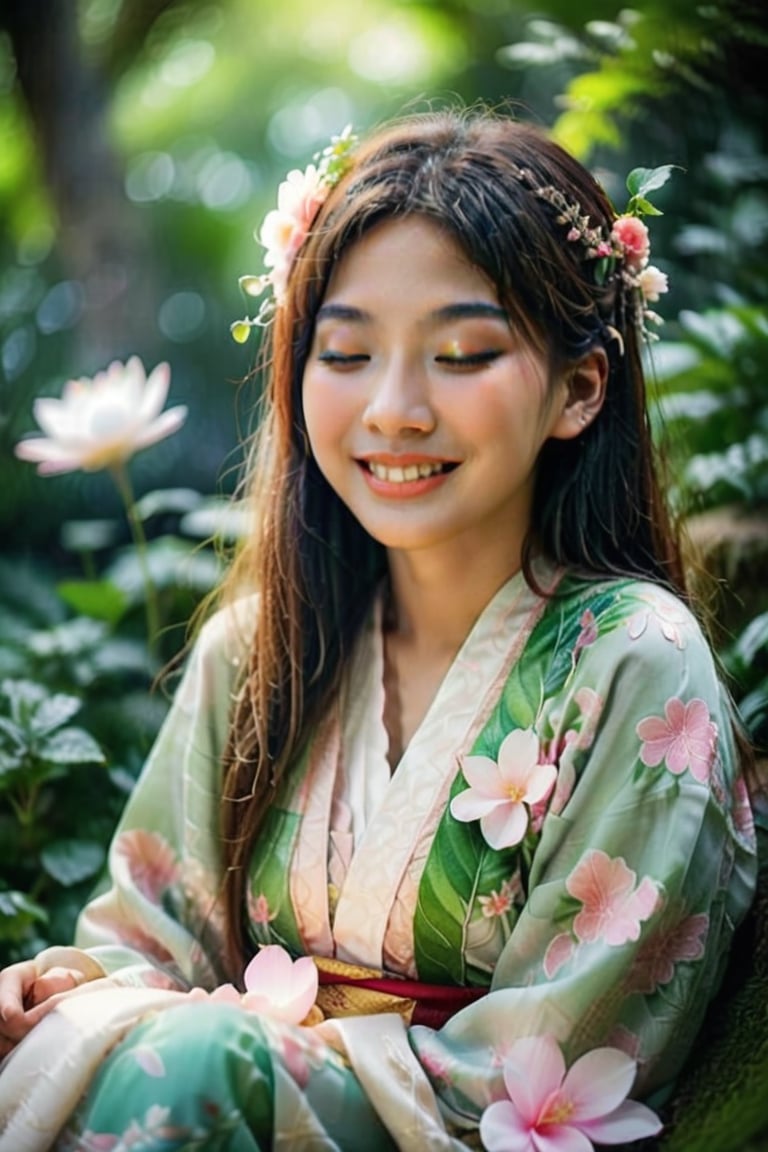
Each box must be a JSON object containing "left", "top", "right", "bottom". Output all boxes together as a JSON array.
[
  {"left": 551, "top": 574, "right": 711, "bottom": 657},
  {"left": 530, "top": 574, "right": 725, "bottom": 711},
  {"left": 171, "top": 595, "right": 258, "bottom": 715}
]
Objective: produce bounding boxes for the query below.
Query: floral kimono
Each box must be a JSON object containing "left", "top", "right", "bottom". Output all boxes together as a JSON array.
[{"left": 0, "top": 566, "right": 757, "bottom": 1151}]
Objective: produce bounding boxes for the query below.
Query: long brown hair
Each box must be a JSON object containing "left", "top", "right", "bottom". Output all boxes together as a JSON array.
[{"left": 217, "top": 108, "right": 687, "bottom": 974}]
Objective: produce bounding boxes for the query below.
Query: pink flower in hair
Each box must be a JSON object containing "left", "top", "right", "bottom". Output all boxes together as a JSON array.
[{"left": 611, "top": 215, "right": 650, "bottom": 270}]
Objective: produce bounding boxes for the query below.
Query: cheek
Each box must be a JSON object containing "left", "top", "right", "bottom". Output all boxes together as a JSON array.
[{"left": 302, "top": 373, "right": 348, "bottom": 462}]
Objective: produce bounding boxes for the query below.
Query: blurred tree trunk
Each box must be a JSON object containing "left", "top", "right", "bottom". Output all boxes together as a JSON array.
[{"left": 0, "top": 0, "right": 156, "bottom": 367}]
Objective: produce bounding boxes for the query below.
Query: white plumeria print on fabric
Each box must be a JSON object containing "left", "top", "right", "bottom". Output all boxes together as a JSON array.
[
  {"left": 479, "top": 1033, "right": 662, "bottom": 1152},
  {"left": 450, "top": 728, "right": 557, "bottom": 850}
]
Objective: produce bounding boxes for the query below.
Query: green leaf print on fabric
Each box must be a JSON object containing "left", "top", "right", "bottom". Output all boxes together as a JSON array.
[
  {"left": 413, "top": 581, "right": 642, "bottom": 990},
  {"left": 415, "top": 773, "right": 523, "bottom": 986},
  {"left": 247, "top": 805, "right": 303, "bottom": 954}
]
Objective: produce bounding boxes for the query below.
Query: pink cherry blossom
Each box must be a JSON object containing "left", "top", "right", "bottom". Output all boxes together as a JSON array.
[
  {"left": 113, "top": 829, "right": 179, "bottom": 901},
  {"left": 628, "top": 913, "right": 708, "bottom": 994},
  {"left": 567, "top": 850, "right": 660, "bottom": 946},
  {"left": 451, "top": 729, "right": 557, "bottom": 850},
  {"left": 14, "top": 358, "right": 186, "bottom": 475},
  {"left": 636, "top": 697, "right": 717, "bottom": 782},
  {"left": 479, "top": 876, "right": 522, "bottom": 918},
  {"left": 611, "top": 215, "right": 650, "bottom": 270},
  {"left": 479, "top": 1034, "right": 662, "bottom": 1152}
]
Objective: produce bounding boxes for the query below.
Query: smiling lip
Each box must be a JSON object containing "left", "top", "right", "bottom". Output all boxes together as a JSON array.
[{"left": 356, "top": 454, "right": 458, "bottom": 497}]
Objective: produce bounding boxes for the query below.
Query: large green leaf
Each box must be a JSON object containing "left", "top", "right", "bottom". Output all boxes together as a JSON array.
[
  {"left": 56, "top": 580, "right": 129, "bottom": 624},
  {"left": 40, "top": 839, "right": 106, "bottom": 887},
  {"left": 32, "top": 692, "right": 82, "bottom": 737},
  {"left": 39, "top": 726, "right": 105, "bottom": 766}
]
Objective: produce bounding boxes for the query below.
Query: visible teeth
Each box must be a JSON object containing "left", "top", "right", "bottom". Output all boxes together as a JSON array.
[{"left": 368, "top": 461, "right": 446, "bottom": 483}]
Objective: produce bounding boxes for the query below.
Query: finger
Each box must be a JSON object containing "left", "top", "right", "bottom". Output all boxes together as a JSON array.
[{"left": 28, "top": 967, "right": 86, "bottom": 1007}]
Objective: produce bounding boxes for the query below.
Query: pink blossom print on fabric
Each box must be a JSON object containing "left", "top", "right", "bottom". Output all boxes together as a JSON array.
[{"left": 636, "top": 697, "right": 717, "bottom": 782}]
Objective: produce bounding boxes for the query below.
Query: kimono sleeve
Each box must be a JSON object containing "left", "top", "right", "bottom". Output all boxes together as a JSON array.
[
  {"left": 407, "top": 597, "right": 757, "bottom": 1133},
  {"left": 70, "top": 603, "right": 251, "bottom": 992}
]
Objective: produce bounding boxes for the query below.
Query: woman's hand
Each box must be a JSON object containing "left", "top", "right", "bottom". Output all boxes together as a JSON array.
[{"left": 0, "top": 960, "right": 92, "bottom": 1058}]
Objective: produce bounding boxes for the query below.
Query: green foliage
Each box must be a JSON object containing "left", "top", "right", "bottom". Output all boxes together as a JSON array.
[
  {"left": 0, "top": 487, "right": 225, "bottom": 962},
  {"left": 0, "top": 676, "right": 109, "bottom": 960},
  {"left": 653, "top": 305, "right": 768, "bottom": 510}
]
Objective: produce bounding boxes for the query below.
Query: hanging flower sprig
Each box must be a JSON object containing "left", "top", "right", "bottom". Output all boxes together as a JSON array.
[
  {"left": 536, "top": 163, "right": 679, "bottom": 342},
  {"left": 231, "top": 126, "right": 358, "bottom": 342},
  {"left": 14, "top": 357, "right": 187, "bottom": 657}
]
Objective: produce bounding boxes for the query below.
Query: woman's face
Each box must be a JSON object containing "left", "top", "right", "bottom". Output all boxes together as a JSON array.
[{"left": 302, "top": 215, "right": 577, "bottom": 566}]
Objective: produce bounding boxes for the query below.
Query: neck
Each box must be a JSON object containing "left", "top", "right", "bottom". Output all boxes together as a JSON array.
[{"left": 385, "top": 541, "right": 525, "bottom": 657}]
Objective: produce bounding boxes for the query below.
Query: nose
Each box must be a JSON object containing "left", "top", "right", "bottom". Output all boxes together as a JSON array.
[{"left": 362, "top": 355, "right": 435, "bottom": 437}]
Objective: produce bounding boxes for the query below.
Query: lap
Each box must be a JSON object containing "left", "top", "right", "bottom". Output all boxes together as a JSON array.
[{"left": 55, "top": 1002, "right": 397, "bottom": 1151}]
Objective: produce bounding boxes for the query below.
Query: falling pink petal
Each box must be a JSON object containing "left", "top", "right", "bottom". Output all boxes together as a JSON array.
[{"left": 133, "top": 1046, "right": 166, "bottom": 1077}]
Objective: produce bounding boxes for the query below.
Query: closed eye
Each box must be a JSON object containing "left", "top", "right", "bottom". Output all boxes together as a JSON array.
[
  {"left": 434, "top": 350, "right": 503, "bottom": 369},
  {"left": 317, "top": 351, "right": 370, "bottom": 367}
]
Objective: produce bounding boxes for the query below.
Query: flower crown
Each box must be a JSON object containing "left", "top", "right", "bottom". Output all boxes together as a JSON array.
[
  {"left": 231, "top": 126, "right": 358, "bottom": 343},
  {"left": 232, "top": 128, "right": 673, "bottom": 347},
  {"left": 531, "top": 164, "right": 676, "bottom": 343}
]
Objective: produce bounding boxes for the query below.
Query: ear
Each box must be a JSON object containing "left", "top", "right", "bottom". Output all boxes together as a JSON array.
[{"left": 549, "top": 347, "right": 609, "bottom": 441}]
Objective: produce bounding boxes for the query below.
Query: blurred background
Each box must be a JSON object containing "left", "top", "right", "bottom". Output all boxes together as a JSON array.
[{"left": 0, "top": 0, "right": 766, "bottom": 968}]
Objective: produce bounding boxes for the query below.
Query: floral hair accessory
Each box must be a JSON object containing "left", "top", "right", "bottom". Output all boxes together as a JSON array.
[
  {"left": 534, "top": 164, "right": 678, "bottom": 344},
  {"left": 231, "top": 126, "right": 358, "bottom": 342}
]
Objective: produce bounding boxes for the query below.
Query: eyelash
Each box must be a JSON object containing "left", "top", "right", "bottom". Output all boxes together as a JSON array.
[
  {"left": 435, "top": 350, "right": 502, "bottom": 368},
  {"left": 317, "top": 349, "right": 502, "bottom": 369},
  {"left": 317, "top": 352, "right": 369, "bottom": 367}
]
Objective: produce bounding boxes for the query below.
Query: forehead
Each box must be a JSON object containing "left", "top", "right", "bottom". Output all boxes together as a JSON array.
[{"left": 323, "top": 215, "right": 497, "bottom": 306}]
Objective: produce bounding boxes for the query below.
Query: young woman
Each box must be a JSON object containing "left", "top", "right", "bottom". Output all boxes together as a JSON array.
[{"left": 0, "top": 109, "right": 758, "bottom": 1151}]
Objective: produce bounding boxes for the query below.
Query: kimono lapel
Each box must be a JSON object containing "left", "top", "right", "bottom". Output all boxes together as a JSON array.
[{"left": 332, "top": 563, "right": 562, "bottom": 969}]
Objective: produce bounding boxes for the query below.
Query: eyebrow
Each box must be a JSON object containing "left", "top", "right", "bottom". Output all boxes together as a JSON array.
[{"left": 315, "top": 301, "right": 509, "bottom": 326}]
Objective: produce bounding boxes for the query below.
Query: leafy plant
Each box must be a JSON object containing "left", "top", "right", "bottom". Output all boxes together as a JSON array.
[{"left": 0, "top": 678, "right": 108, "bottom": 961}]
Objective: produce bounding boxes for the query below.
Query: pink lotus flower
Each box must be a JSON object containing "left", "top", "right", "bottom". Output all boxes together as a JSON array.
[
  {"left": 479, "top": 1034, "right": 662, "bottom": 1152},
  {"left": 14, "top": 357, "right": 186, "bottom": 475},
  {"left": 636, "top": 697, "right": 717, "bottom": 782},
  {"left": 611, "top": 215, "right": 650, "bottom": 270},
  {"left": 451, "top": 729, "right": 557, "bottom": 850},
  {"left": 190, "top": 945, "right": 319, "bottom": 1026},
  {"left": 567, "top": 850, "right": 660, "bottom": 946}
]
